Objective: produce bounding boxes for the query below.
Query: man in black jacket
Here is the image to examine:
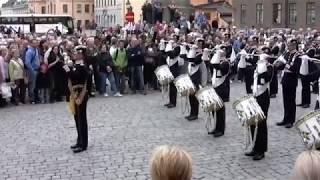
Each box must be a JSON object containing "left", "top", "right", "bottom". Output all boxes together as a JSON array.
[{"left": 128, "top": 39, "right": 145, "bottom": 94}]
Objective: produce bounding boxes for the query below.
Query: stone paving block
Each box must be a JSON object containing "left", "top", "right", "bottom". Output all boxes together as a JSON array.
[{"left": 0, "top": 82, "right": 310, "bottom": 179}]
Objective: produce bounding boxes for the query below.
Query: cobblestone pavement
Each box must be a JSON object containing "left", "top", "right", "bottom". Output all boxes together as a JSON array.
[{"left": 0, "top": 81, "right": 314, "bottom": 180}]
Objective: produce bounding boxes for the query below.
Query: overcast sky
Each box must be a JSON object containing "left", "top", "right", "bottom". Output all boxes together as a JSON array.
[{"left": 0, "top": 0, "right": 5, "bottom": 6}]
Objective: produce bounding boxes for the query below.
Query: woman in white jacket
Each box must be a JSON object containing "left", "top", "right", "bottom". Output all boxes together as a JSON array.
[{"left": 9, "top": 48, "right": 25, "bottom": 105}]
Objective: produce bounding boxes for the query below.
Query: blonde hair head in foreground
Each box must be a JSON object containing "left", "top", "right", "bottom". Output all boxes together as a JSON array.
[
  {"left": 150, "top": 145, "right": 192, "bottom": 180},
  {"left": 293, "top": 150, "right": 320, "bottom": 180}
]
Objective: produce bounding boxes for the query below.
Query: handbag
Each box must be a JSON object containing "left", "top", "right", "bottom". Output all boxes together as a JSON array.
[{"left": 0, "top": 83, "right": 12, "bottom": 98}]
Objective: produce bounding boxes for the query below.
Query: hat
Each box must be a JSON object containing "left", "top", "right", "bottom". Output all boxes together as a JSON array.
[
  {"left": 249, "top": 35, "right": 259, "bottom": 42},
  {"left": 287, "top": 38, "right": 298, "bottom": 45},
  {"left": 261, "top": 46, "right": 271, "bottom": 54},
  {"left": 74, "top": 45, "right": 87, "bottom": 53}
]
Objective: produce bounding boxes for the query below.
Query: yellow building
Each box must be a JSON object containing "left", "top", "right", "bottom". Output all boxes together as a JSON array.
[{"left": 28, "top": 0, "right": 94, "bottom": 28}]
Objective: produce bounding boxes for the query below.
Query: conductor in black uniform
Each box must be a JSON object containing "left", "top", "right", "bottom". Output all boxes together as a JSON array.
[
  {"left": 276, "top": 39, "right": 301, "bottom": 128},
  {"left": 66, "top": 45, "right": 90, "bottom": 153}
]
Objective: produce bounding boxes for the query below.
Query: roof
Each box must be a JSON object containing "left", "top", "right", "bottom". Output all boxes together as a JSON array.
[{"left": 0, "top": 14, "right": 73, "bottom": 18}]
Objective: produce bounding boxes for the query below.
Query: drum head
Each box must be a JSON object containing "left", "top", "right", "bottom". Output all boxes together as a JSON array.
[{"left": 295, "top": 110, "right": 320, "bottom": 128}]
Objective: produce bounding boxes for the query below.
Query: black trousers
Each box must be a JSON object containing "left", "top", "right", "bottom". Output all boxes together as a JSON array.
[
  {"left": 12, "top": 79, "right": 26, "bottom": 103},
  {"left": 238, "top": 68, "right": 245, "bottom": 81},
  {"left": 87, "top": 72, "right": 93, "bottom": 95},
  {"left": 169, "top": 82, "right": 177, "bottom": 105},
  {"left": 189, "top": 94, "right": 199, "bottom": 116},
  {"left": 300, "top": 75, "right": 311, "bottom": 105},
  {"left": 282, "top": 73, "right": 298, "bottom": 124},
  {"left": 251, "top": 90, "right": 269, "bottom": 153},
  {"left": 244, "top": 67, "right": 254, "bottom": 94},
  {"left": 212, "top": 106, "right": 225, "bottom": 133},
  {"left": 270, "top": 69, "right": 278, "bottom": 96},
  {"left": 74, "top": 94, "right": 88, "bottom": 149}
]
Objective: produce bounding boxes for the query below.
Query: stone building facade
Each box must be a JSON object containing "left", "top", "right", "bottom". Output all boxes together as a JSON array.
[{"left": 233, "top": 0, "right": 320, "bottom": 29}]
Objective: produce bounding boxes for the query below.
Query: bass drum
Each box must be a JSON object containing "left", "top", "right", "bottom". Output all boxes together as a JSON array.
[
  {"left": 295, "top": 110, "right": 320, "bottom": 149},
  {"left": 195, "top": 86, "right": 223, "bottom": 112},
  {"left": 232, "top": 96, "right": 265, "bottom": 126}
]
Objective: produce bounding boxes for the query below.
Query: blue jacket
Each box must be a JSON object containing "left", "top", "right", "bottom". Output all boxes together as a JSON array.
[{"left": 25, "top": 47, "right": 40, "bottom": 71}]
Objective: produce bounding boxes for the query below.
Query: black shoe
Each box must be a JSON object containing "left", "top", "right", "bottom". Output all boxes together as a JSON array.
[
  {"left": 187, "top": 115, "right": 198, "bottom": 121},
  {"left": 70, "top": 144, "right": 79, "bottom": 149},
  {"left": 72, "top": 147, "right": 86, "bottom": 153},
  {"left": 285, "top": 123, "right": 294, "bottom": 129},
  {"left": 253, "top": 153, "right": 265, "bottom": 160},
  {"left": 213, "top": 132, "right": 224, "bottom": 138},
  {"left": 303, "top": 104, "right": 310, "bottom": 108},
  {"left": 164, "top": 103, "right": 171, "bottom": 107},
  {"left": 167, "top": 104, "right": 176, "bottom": 108},
  {"left": 245, "top": 151, "right": 256, "bottom": 156},
  {"left": 276, "top": 121, "right": 286, "bottom": 126},
  {"left": 208, "top": 131, "right": 216, "bottom": 135},
  {"left": 185, "top": 115, "right": 191, "bottom": 120},
  {"left": 270, "top": 94, "right": 276, "bottom": 98},
  {"left": 297, "top": 104, "right": 304, "bottom": 107}
]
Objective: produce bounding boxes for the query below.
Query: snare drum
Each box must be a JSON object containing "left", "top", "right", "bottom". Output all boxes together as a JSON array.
[
  {"left": 174, "top": 74, "right": 195, "bottom": 96},
  {"left": 154, "top": 65, "right": 174, "bottom": 86},
  {"left": 232, "top": 96, "right": 265, "bottom": 126},
  {"left": 295, "top": 111, "right": 320, "bottom": 149},
  {"left": 196, "top": 86, "right": 223, "bottom": 112}
]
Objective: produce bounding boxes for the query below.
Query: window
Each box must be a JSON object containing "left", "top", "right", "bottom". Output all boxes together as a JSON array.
[
  {"left": 306, "top": 2, "right": 316, "bottom": 25},
  {"left": 85, "top": 20, "right": 90, "bottom": 27},
  {"left": 273, "top": 3, "right": 281, "bottom": 24},
  {"left": 54, "top": 4, "right": 56, "bottom": 14},
  {"left": 114, "top": 0, "right": 116, "bottom": 6},
  {"left": 92, "top": 5, "right": 94, "bottom": 13},
  {"left": 96, "top": 0, "right": 98, "bottom": 7},
  {"left": 77, "top": 20, "right": 82, "bottom": 27},
  {"left": 41, "top": 6, "right": 45, "bottom": 14},
  {"left": 77, "top": 4, "right": 82, "bottom": 13},
  {"left": 256, "top": 3, "right": 263, "bottom": 25},
  {"left": 63, "top": 4, "right": 68, "bottom": 13},
  {"left": 108, "top": 0, "right": 110, "bottom": 6},
  {"left": 85, "top": 4, "right": 90, "bottom": 13},
  {"left": 240, "top": 4, "right": 246, "bottom": 24},
  {"left": 288, "top": 3, "right": 297, "bottom": 25}
]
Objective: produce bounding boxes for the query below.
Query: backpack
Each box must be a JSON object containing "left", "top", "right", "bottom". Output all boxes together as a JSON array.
[{"left": 114, "top": 49, "right": 128, "bottom": 62}]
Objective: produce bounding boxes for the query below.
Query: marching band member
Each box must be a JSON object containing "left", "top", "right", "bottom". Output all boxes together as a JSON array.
[
  {"left": 64, "top": 45, "right": 90, "bottom": 153},
  {"left": 244, "top": 35, "right": 259, "bottom": 94},
  {"left": 276, "top": 39, "right": 302, "bottom": 129},
  {"left": 210, "top": 47, "right": 230, "bottom": 137},
  {"left": 297, "top": 48, "right": 316, "bottom": 108},
  {"left": 185, "top": 52, "right": 202, "bottom": 121},
  {"left": 245, "top": 53, "right": 273, "bottom": 161},
  {"left": 269, "top": 36, "right": 280, "bottom": 98},
  {"left": 164, "top": 40, "right": 180, "bottom": 108}
]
